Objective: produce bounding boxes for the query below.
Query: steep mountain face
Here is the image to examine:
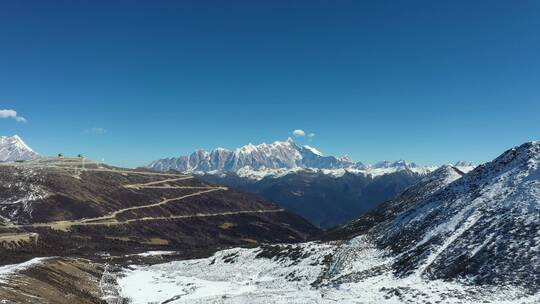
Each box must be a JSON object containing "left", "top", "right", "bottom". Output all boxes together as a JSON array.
[
  {"left": 327, "top": 141, "right": 540, "bottom": 288},
  {"left": 0, "top": 135, "right": 38, "bottom": 162},
  {"left": 372, "top": 141, "right": 540, "bottom": 286},
  {"left": 0, "top": 157, "right": 319, "bottom": 263},
  {"left": 322, "top": 165, "right": 466, "bottom": 240},
  {"left": 201, "top": 169, "right": 422, "bottom": 229}
]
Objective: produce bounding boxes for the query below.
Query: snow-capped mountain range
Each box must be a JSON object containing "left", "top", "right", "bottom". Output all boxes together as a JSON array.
[
  {"left": 0, "top": 135, "right": 38, "bottom": 162},
  {"left": 148, "top": 138, "right": 474, "bottom": 179}
]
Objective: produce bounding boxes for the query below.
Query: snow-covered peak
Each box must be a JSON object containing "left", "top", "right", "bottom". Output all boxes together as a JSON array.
[
  {"left": 214, "top": 147, "right": 230, "bottom": 152},
  {"left": 234, "top": 143, "right": 258, "bottom": 155},
  {"left": 149, "top": 139, "right": 353, "bottom": 173},
  {"left": 303, "top": 145, "right": 323, "bottom": 156},
  {"left": 0, "top": 135, "right": 38, "bottom": 162},
  {"left": 339, "top": 155, "right": 353, "bottom": 163}
]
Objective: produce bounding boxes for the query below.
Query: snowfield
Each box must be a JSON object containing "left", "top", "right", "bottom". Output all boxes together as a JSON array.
[{"left": 116, "top": 237, "right": 538, "bottom": 304}]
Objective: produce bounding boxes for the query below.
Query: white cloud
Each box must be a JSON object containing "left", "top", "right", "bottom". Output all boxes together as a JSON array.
[
  {"left": 0, "top": 109, "right": 26, "bottom": 123},
  {"left": 292, "top": 129, "right": 306, "bottom": 137},
  {"left": 82, "top": 127, "right": 107, "bottom": 135},
  {"left": 308, "top": 133, "right": 315, "bottom": 138}
]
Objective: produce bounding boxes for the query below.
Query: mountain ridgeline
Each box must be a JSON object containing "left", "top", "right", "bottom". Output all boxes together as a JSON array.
[{"left": 149, "top": 138, "right": 359, "bottom": 172}]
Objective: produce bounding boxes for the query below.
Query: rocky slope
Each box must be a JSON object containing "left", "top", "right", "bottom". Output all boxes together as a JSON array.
[
  {"left": 373, "top": 141, "right": 540, "bottom": 286},
  {"left": 324, "top": 141, "right": 540, "bottom": 290},
  {"left": 322, "top": 165, "right": 466, "bottom": 240}
]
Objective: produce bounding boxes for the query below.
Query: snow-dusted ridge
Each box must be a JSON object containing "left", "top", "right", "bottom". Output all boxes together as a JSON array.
[{"left": 148, "top": 139, "right": 474, "bottom": 180}]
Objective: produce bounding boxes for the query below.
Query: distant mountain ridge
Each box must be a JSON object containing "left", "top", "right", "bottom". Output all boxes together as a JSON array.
[
  {"left": 148, "top": 139, "right": 473, "bottom": 179},
  {"left": 148, "top": 138, "right": 357, "bottom": 173},
  {"left": 0, "top": 135, "right": 38, "bottom": 162}
]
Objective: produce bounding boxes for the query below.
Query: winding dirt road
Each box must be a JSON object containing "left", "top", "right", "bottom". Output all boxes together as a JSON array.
[{"left": 6, "top": 160, "right": 284, "bottom": 231}]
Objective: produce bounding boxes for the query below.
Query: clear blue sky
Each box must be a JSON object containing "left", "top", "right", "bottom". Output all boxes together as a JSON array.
[{"left": 1, "top": 0, "right": 539, "bottom": 168}]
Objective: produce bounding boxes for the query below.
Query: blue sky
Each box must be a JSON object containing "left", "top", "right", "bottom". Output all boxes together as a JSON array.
[{"left": 1, "top": 1, "right": 539, "bottom": 168}]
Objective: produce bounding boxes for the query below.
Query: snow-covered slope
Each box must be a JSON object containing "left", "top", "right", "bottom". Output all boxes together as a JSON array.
[
  {"left": 116, "top": 237, "right": 538, "bottom": 304},
  {"left": 148, "top": 139, "right": 471, "bottom": 180},
  {"left": 323, "top": 165, "right": 467, "bottom": 240},
  {"left": 373, "top": 141, "right": 540, "bottom": 286},
  {"left": 327, "top": 141, "right": 540, "bottom": 287},
  {"left": 0, "top": 135, "right": 38, "bottom": 162}
]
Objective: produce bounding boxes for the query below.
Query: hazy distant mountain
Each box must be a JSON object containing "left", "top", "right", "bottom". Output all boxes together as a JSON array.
[{"left": 0, "top": 135, "right": 38, "bottom": 162}]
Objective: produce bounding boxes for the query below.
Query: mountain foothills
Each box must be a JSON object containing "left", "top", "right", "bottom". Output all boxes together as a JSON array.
[
  {"left": 114, "top": 141, "right": 540, "bottom": 303},
  {"left": 149, "top": 139, "right": 474, "bottom": 228}
]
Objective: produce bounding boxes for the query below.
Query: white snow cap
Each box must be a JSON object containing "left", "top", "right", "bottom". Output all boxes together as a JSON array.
[{"left": 303, "top": 145, "right": 323, "bottom": 156}]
